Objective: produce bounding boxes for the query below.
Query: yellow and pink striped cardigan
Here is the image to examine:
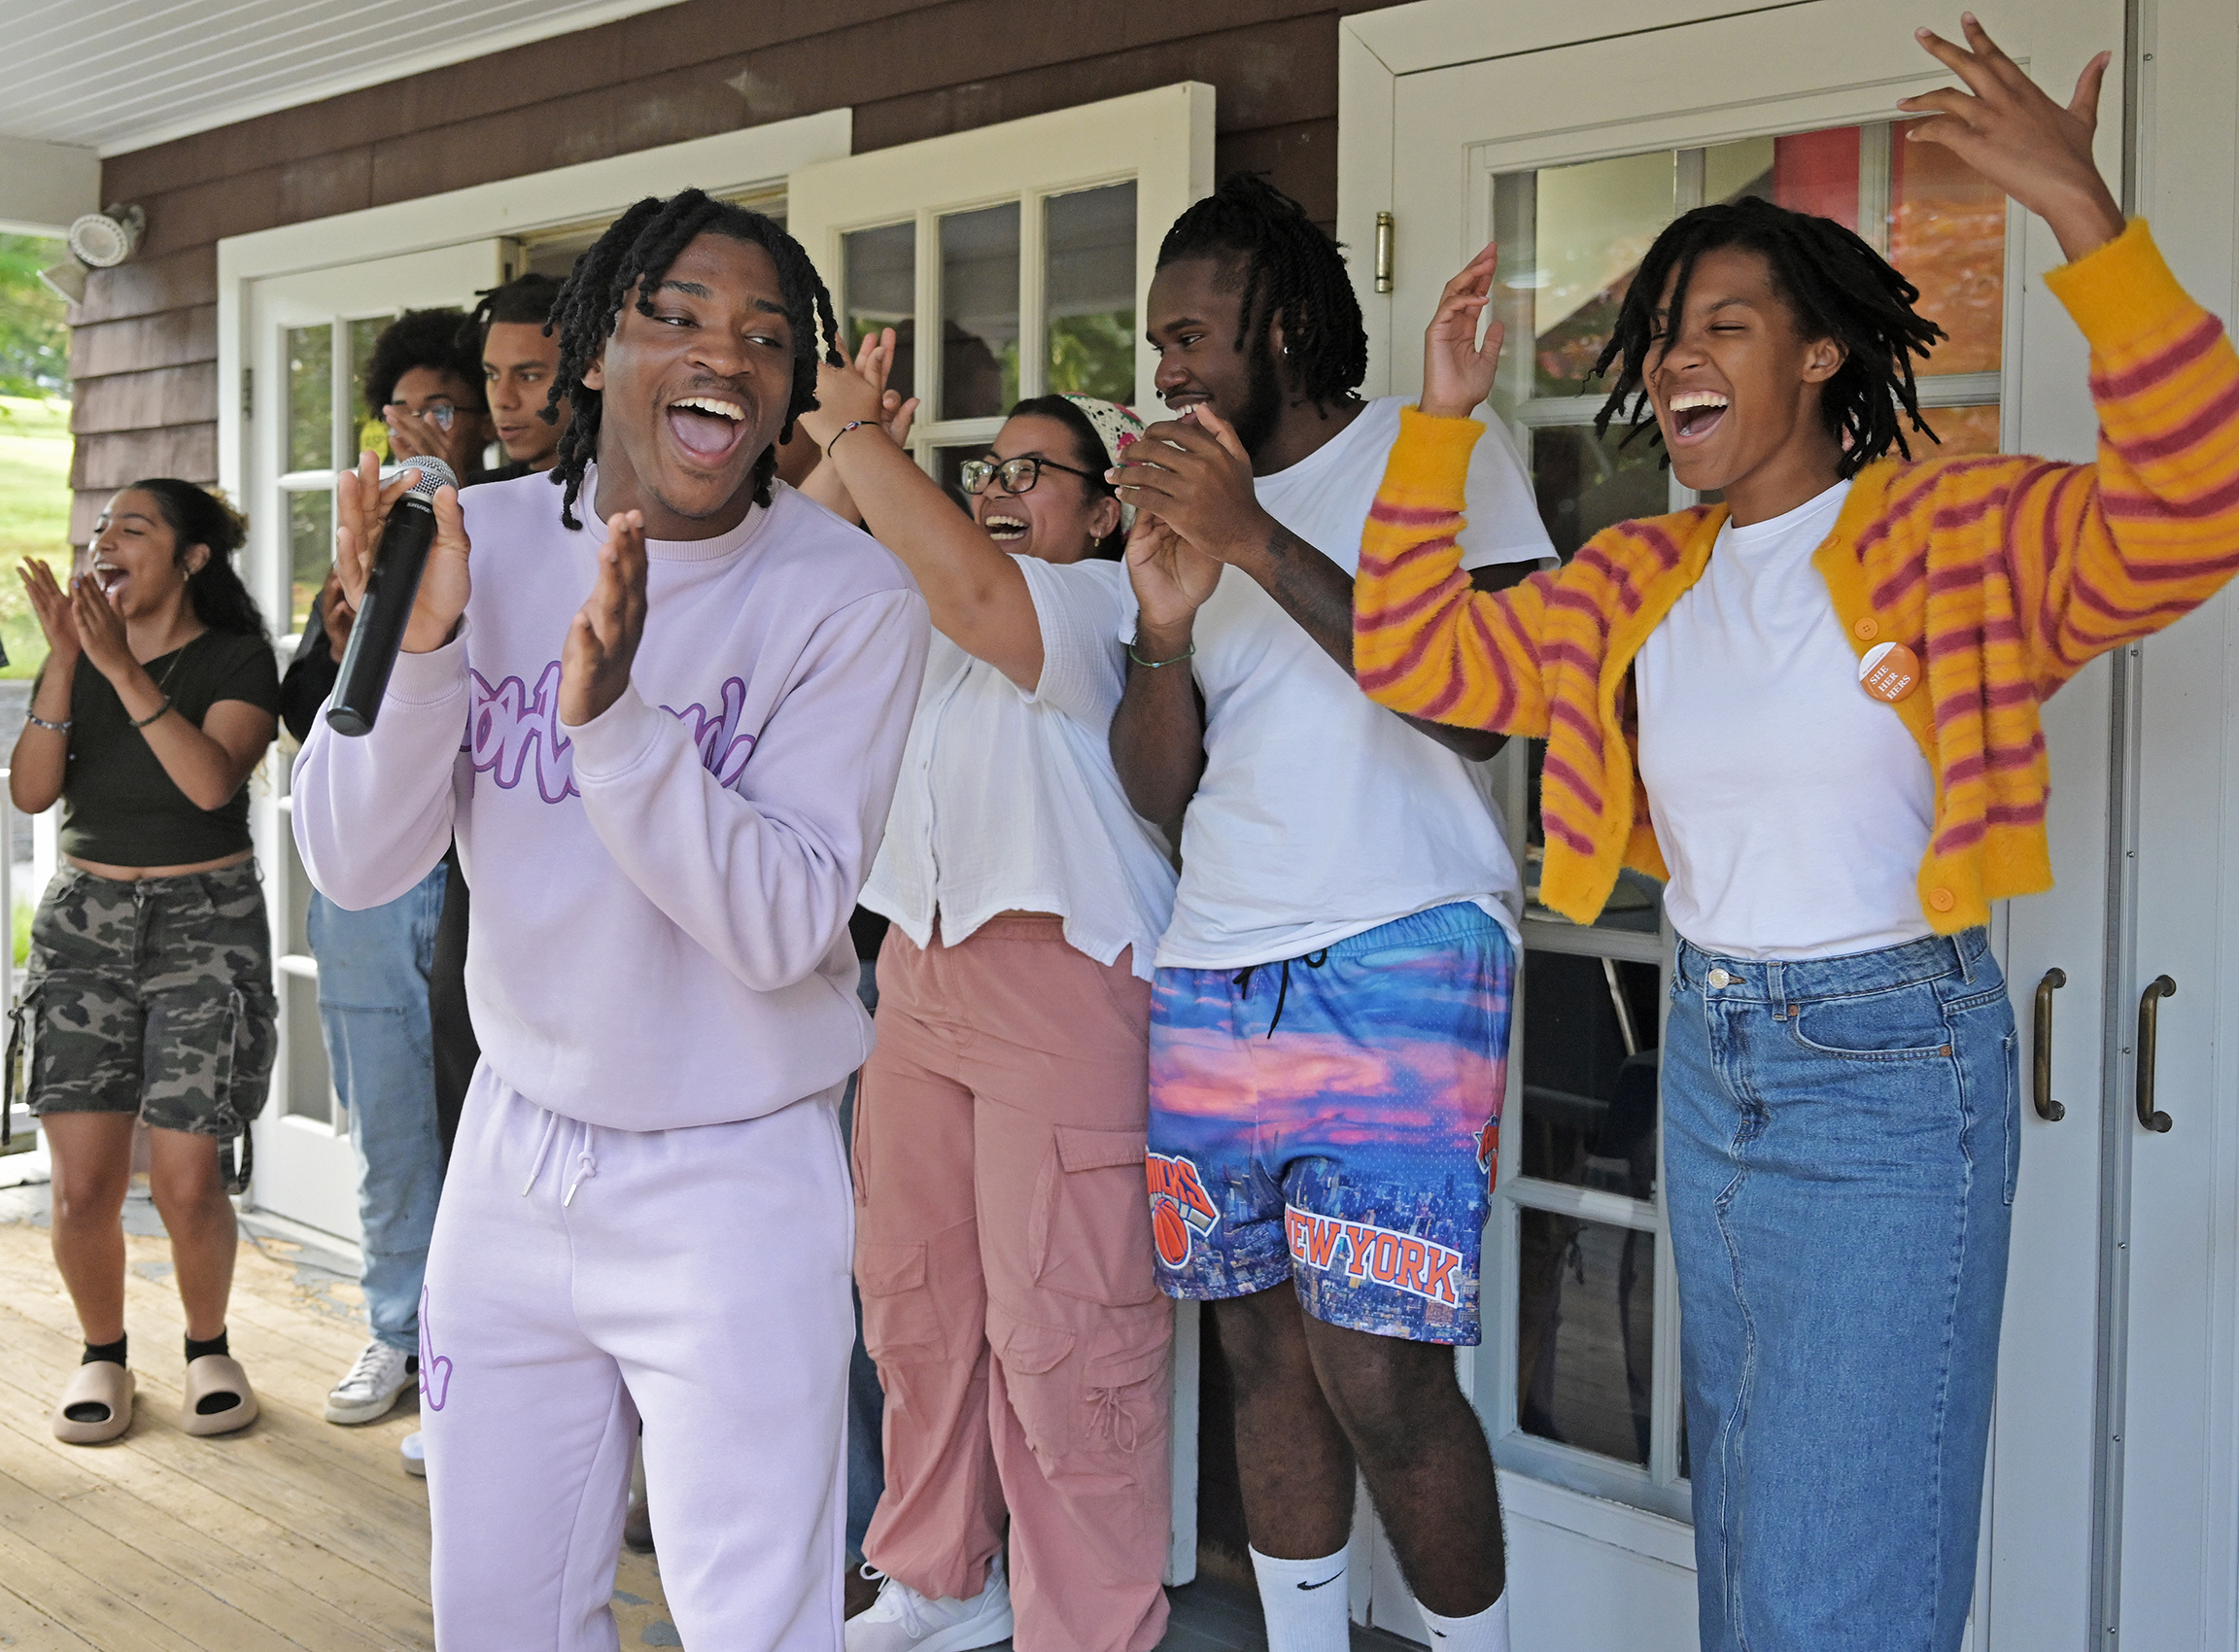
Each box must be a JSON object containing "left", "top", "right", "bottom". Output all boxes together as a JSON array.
[{"left": 1354, "top": 221, "right": 2239, "bottom": 933}]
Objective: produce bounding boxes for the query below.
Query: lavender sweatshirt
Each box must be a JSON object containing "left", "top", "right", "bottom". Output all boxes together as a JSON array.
[{"left": 293, "top": 469, "right": 930, "bottom": 1131}]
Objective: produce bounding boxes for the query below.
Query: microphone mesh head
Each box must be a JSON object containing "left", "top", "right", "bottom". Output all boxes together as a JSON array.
[{"left": 378, "top": 457, "right": 458, "bottom": 501}]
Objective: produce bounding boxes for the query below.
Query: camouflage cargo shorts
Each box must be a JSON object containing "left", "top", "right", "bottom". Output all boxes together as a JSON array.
[{"left": 10, "top": 861, "right": 278, "bottom": 1139}]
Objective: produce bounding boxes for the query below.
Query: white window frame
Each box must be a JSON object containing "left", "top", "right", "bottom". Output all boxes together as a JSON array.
[{"left": 786, "top": 83, "right": 1215, "bottom": 481}]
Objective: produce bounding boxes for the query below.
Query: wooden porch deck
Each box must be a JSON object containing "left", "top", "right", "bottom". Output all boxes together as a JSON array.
[
  {"left": 0, "top": 1186, "right": 674, "bottom": 1650},
  {"left": 0, "top": 1181, "right": 1386, "bottom": 1651}
]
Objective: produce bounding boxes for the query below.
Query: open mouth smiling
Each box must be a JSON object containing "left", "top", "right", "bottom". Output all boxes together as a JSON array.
[
  {"left": 1666, "top": 388, "right": 1731, "bottom": 446},
  {"left": 666, "top": 393, "right": 749, "bottom": 465},
  {"left": 90, "top": 561, "right": 126, "bottom": 595},
  {"left": 982, "top": 514, "right": 1029, "bottom": 544}
]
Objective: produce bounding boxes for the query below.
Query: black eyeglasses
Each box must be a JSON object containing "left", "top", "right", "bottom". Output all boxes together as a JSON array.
[{"left": 958, "top": 454, "right": 1103, "bottom": 497}]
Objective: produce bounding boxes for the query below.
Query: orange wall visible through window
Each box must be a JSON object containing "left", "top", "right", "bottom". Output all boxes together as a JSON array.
[
  {"left": 1771, "top": 127, "right": 1861, "bottom": 229},
  {"left": 1889, "top": 120, "right": 2006, "bottom": 375}
]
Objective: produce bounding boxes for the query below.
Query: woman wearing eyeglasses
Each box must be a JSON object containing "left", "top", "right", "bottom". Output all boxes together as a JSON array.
[{"left": 797, "top": 334, "right": 1180, "bottom": 1652}]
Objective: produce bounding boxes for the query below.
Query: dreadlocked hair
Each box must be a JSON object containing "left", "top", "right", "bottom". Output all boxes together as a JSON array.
[
  {"left": 544, "top": 189, "right": 842, "bottom": 530},
  {"left": 1154, "top": 172, "right": 1367, "bottom": 408},
  {"left": 1592, "top": 195, "right": 1946, "bottom": 477}
]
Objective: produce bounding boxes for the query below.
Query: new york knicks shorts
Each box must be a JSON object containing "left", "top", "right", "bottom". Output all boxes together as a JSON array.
[{"left": 1145, "top": 902, "right": 1514, "bottom": 1345}]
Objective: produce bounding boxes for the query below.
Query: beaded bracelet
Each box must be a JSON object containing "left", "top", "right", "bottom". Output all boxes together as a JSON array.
[
  {"left": 826, "top": 420, "right": 876, "bottom": 455},
  {"left": 1127, "top": 638, "right": 1196, "bottom": 669},
  {"left": 130, "top": 696, "right": 173, "bottom": 730},
  {"left": 23, "top": 710, "right": 69, "bottom": 732}
]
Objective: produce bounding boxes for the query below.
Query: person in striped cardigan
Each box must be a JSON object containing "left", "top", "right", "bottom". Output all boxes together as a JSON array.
[{"left": 1347, "top": 17, "right": 2239, "bottom": 1652}]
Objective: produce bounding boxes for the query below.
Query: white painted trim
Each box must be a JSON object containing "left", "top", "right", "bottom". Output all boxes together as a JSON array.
[
  {"left": 1347, "top": 0, "right": 1808, "bottom": 77},
  {"left": 0, "top": 135, "right": 101, "bottom": 235},
  {"left": 1498, "top": 1469, "right": 1697, "bottom": 1570},
  {"left": 95, "top": 0, "right": 703, "bottom": 158}
]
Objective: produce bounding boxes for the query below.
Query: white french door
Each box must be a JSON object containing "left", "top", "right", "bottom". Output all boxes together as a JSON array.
[
  {"left": 241, "top": 242, "right": 508, "bottom": 1243},
  {"left": 1347, "top": 0, "right": 2125, "bottom": 1643}
]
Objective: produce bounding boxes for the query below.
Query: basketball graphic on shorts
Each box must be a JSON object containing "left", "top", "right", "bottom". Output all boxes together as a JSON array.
[{"left": 1153, "top": 1199, "right": 1192, "bottom": 1266}]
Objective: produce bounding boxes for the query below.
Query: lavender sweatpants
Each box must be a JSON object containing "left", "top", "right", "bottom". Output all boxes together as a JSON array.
[{"left": 421, "top": 1065, "right": 854, "bottom": 1650}]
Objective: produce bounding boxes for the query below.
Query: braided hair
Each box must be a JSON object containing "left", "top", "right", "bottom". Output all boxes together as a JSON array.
[
  {"left": 544, "top": 189, "right": 842, "bottom": 529},
  {"left": 1592, "top": 196, "right": 1946, "bottom": 475},
  {"left": 1154, "top": 173, "right": 1367, "bottom": 410}
]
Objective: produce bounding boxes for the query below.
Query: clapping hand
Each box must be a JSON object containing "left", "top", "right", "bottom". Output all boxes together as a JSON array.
[
  {"left": 68, "top": 570, "right": 135, "bottom": 684},
  {"left": 801, "top": 327, "right": 920, "bottom": 451},
  {"left": 559, "top": 510, "right": 647, "bottom": 728},
  {"left": 1421, "top": 242, "right": 1504, "bottom": 421},
  {"left": 1123, "top": 512, "right": 1223, "bottom": 638},
  {"left": 17, "top": 558, "right": 82, "bottom": 668},
  {"left": 1111, "top": 407, "right": 1268, "bottom": 569}
]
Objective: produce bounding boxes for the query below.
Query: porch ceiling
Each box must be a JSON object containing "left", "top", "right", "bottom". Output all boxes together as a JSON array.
[{"left": 6, "top": 0, "right": 690, "bottom": 159}]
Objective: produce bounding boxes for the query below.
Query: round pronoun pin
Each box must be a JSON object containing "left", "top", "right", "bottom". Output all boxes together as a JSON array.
[{"left": 1859, "top": 639, "right": 1920, "bottom": 703}]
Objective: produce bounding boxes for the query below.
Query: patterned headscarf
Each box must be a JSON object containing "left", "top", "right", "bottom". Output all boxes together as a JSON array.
[{"left": 1059, "top": 395, "right": 1147, "bottom": 529}]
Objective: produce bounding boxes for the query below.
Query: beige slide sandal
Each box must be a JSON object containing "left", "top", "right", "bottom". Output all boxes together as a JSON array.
[
  {"left": 180, "top": 1354, "right": 258, "bottom": 1436},
  {"left": 52, "top": 1361, "right": 135, "bottom": 1444}
]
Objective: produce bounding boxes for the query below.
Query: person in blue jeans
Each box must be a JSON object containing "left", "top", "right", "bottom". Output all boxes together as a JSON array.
[{"left": 280, "top": 306, "right": 493, "bottom": 1445}]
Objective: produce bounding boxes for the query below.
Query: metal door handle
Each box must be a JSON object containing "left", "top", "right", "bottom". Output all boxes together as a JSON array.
[
  {"left": 2032, "top": 968, "right": 2067, "bottom": 1121},
  {"left": 2136, "top": 975, "right": 2176, "bottom": 1133}
]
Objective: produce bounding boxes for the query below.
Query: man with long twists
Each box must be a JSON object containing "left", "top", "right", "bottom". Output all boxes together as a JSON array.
[
  {"left": 293, "top": 189, "right": 929, "bottom": 1649},
  {"left": 1352, "top": 19, "right": 2239, "bottom": 1650},
  {"left": 1107, "top": 176, "right": 1552, "bottom": 1652}
]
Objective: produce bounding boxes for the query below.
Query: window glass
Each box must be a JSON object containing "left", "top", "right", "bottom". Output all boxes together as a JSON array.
[
  {"left": 1517, "top": 1212, "right": 1655, "bottom": 1466},
  {"left": 844, "top": 222, "right": 916, "bottom": 401},
  {"left": 934, "top": 443, "right": 987, "bottom": 513},
  {"left": 1530, "top": 422, "right": 1668, "bottom": 562},
  {"left": 1502, "top": 153, "right": 1675, "bottom": 399},
  {"left": 1045, "top": 182, "right": 1136, "bottom": 403},
  {"left": 346, "top": 315, "right": 393, "bottom": 461},
  {"left": 940, "top": 203, "right": 1021, "bottom": 420},
  {"left": 1919, "top": 401, "right": 2000, "bottom": 457},
  {"left": 289, "top": 490, "right": 331, "bottom": 635},
  {"left": 1519, "top": 952, "right": 1661, "bottom": 1197},
  {"left": 1889, "top": 118, "right": 2005, "bottom": 374},
  {"left": 286, "top": 326, "right": 332, "bottom": 473}
]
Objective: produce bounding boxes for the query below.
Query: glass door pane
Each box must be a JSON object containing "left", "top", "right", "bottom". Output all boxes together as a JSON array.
[
  {"left": 1889, "top": 118, "right": 2005, "bottom": 375},
  {"left": 1519, "top": 951, "right": 1661, "bottom": 1198},
  {"left": 1516, "top": 1211, "right": 1656, "bottom": 1466},
  {"left": 939, "top": 203, "right": 1020, "bottom": 419},
  {"left": 1045, "top": 182, "right": 1136, "bottom": 401},
  {"left": 285, "top": 326, "right": 332, "bottom": 474},
  {"left": 1503, "top": 152, "right": 1676, "bottom": 400},
  {"left": 844, "top": 222, "right": 917, "bottom": 400},
  {"left": 287, "top": 490, "right": 331, "bottom": 636},
  {"left": 346, "top": 314, "right": 394, "bottom": 461}
]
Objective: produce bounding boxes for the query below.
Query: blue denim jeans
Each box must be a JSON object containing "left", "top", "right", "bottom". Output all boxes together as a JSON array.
[
  {"left": 1665, "top": 928, "right": 2017, "bottom": 1652},
  {"left": 308, "top": 863, "right": 448, "bottom": 1354},
  {"left": 844, "top": 953, "right": 886, "bottom": 1566}
]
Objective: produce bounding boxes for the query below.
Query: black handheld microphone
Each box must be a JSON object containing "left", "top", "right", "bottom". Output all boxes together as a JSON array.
[{"left": 327, "top": 458, "right": 458, "bottom": 738}]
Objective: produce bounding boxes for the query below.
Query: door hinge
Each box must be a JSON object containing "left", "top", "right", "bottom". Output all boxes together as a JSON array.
[
  {"left": 1375, "top": 212, "right": 1395, "bottom": 293},
  {"left": 241, "top": 366, "right": 254, "bottom": 422}
]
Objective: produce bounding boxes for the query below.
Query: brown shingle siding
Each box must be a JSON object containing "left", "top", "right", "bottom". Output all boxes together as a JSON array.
[{"left": 77, "top": 0, "right": 1397, "bottom": 544}]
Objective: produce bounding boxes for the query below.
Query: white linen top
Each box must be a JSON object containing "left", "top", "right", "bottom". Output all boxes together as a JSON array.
[
  {"left": 1635, "top": 479, "right": 1937, "bottom": 960},
  {"left": 861, "top": 554, "right": 1178, "bottom": 980}
]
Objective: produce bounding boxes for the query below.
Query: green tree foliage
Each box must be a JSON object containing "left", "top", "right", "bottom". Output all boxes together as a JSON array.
[{"left": 0, "top": 235, "right": 71, "bottom": 396}]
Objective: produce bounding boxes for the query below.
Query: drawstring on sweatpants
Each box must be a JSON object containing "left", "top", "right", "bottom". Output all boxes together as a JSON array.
[
  {"left": 1232, "top": 949, "right": 1329, "bottom": 1038},
  {"left": 564, "top": 1149, "right": 598, "bottom": 1207},
  {"left": 522, "top": 1111, "right": 562, "bottom": 1196}
]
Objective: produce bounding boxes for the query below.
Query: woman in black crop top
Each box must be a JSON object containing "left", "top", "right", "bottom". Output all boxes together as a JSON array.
[{"left": 8, "top": 479, "right": 280, "bottom": 1446}]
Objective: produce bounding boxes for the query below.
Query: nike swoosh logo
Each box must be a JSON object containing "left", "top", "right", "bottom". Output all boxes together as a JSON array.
[{"left": 1298, "top": 1574, "right": 1342, "bottom": 1591}]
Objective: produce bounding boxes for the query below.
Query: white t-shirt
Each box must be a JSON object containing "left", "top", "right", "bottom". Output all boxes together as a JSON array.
[
  {"left": 862, "top": 555, "right": 1178, "bottom": 979},
  {"left": 1635, "top": 480, "right": 1936, "bottom": 960},
  {"left": 1121, "top": 396, "right": 1554, "bottom": 969}
]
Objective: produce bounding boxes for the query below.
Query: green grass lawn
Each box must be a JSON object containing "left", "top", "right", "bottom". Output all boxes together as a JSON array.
[{"left": 0, "top": 395, "right": 73, "bottom": 681}]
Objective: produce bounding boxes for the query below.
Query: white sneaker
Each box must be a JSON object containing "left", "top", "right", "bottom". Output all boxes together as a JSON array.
[
  {"left": 844, "top": 1553, "right": 1014, "bottom": 1652},
  {"left": 399, "top": 1430, "right": 426, "bottom": 1477},
  {"left": 325, "top": 1339, "right": 414, "bottom": 1425}
]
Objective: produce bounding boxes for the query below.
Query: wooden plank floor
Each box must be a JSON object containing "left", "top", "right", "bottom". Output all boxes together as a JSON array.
[
  {"left": 0, "top": 1187, "right": 673, "bottom": 1650},
  {"left": 0, "top": 1185, "right": 1407, "bottom": 1651}
]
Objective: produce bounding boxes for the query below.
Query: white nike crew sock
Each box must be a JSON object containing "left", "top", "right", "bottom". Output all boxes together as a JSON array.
[
  {"left": 1249, "top": 1544, "right": 1351, "bottom": 1652},
  {"left": 1418, "top": 1591, "right": 1510, "bottom": 1651}
]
